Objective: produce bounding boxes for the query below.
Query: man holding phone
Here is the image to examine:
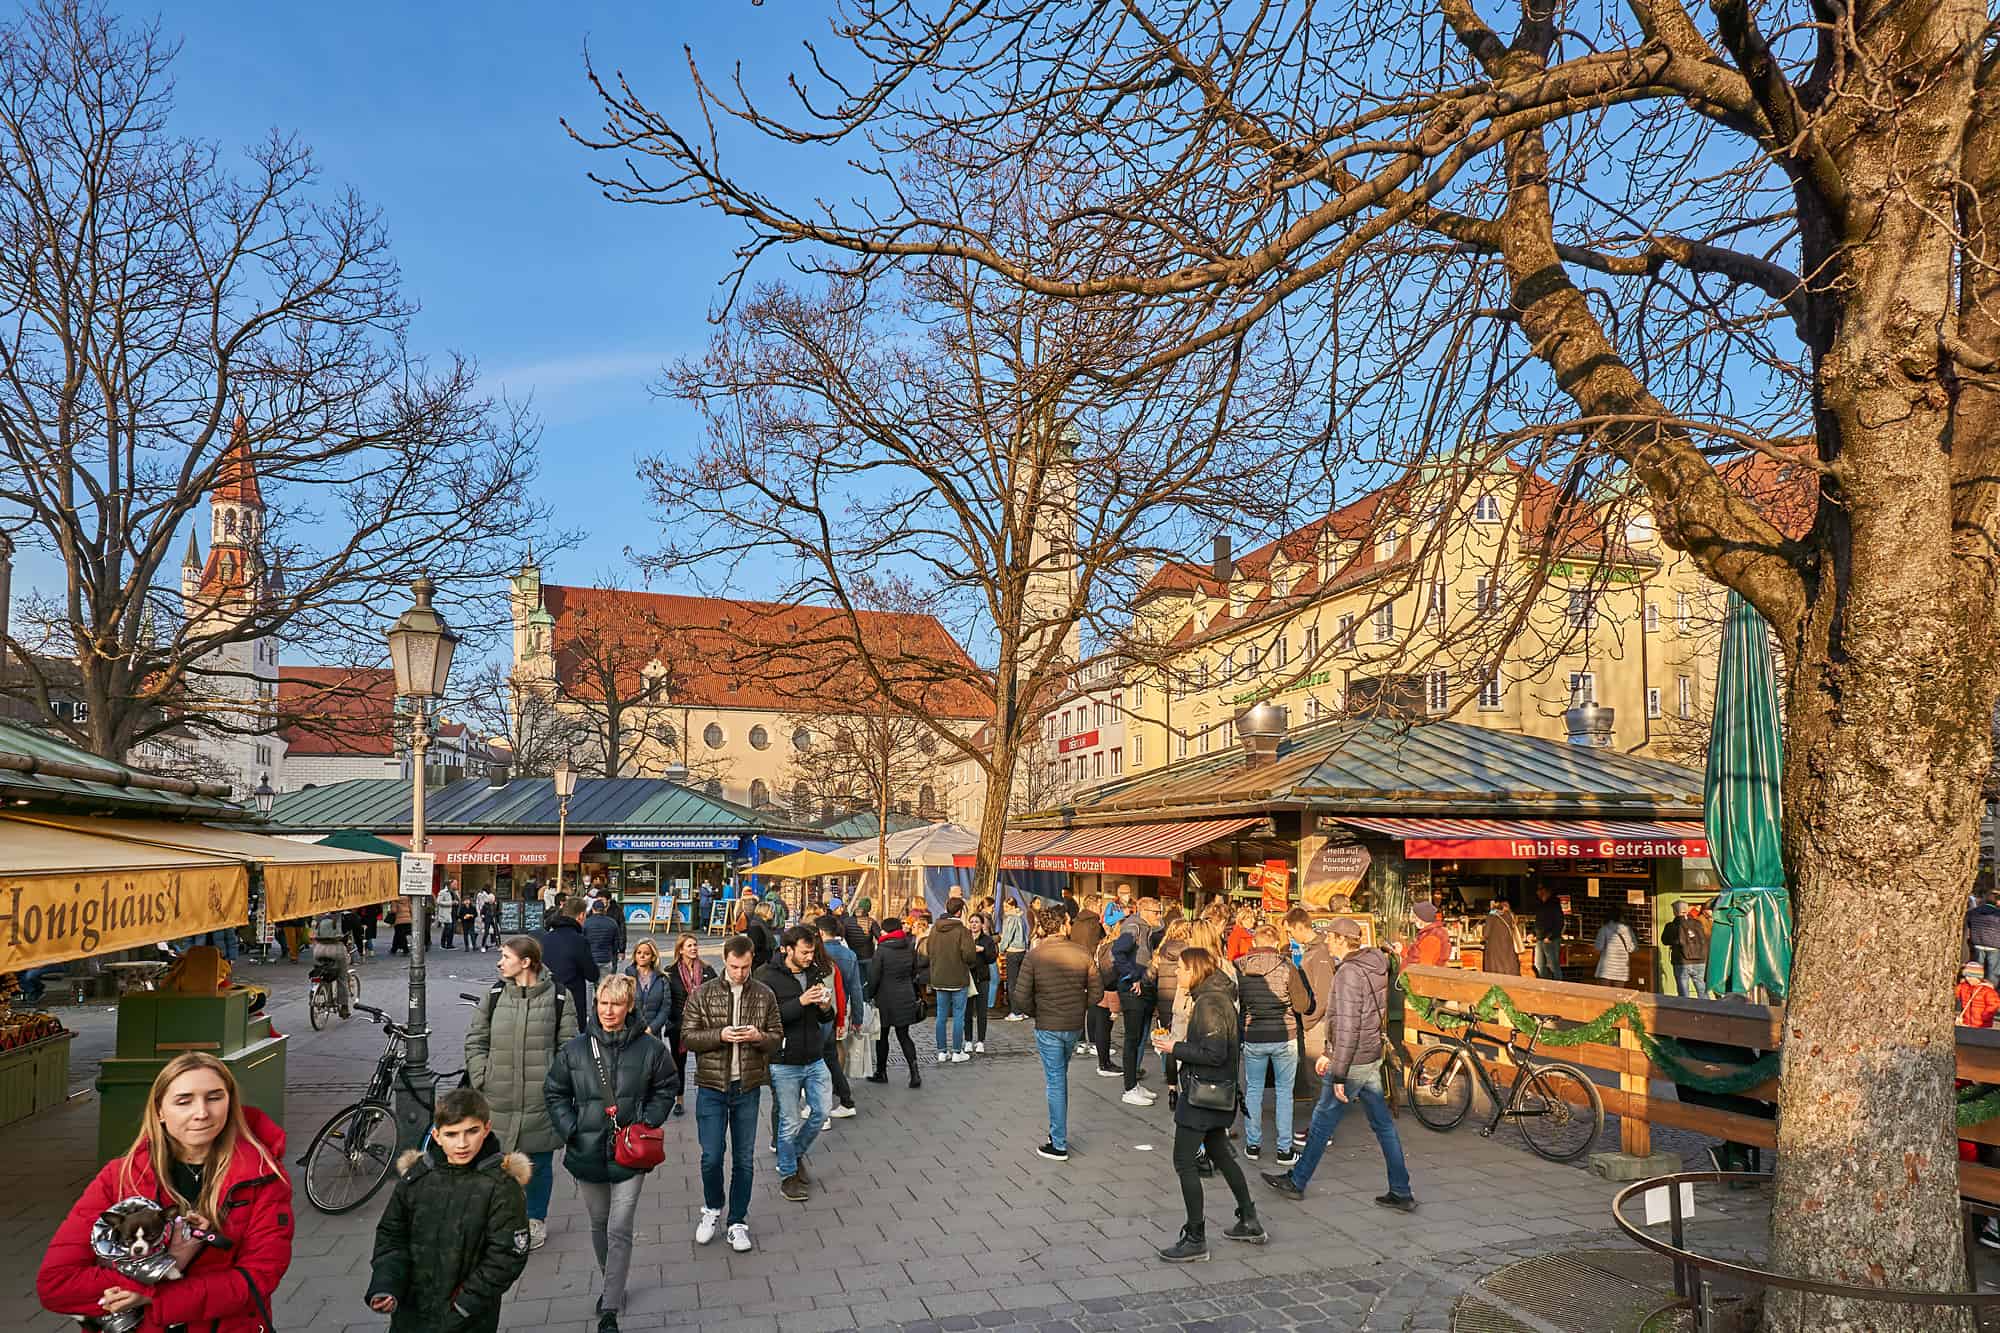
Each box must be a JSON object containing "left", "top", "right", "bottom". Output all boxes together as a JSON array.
[
  {"left": 680, "top": 935, "right": 783, "bottom": 1252},
  {"left": 755, "top": 927, "right": 839, "bottom": 1202}
]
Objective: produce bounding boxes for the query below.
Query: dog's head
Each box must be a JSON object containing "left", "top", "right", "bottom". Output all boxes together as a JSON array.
[{"left": 109, "top": 1205, "right": 176, "bottom": 1258}]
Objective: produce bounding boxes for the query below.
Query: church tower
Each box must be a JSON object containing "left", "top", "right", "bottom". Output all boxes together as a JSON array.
[
  {"left": 508, "top": 549, "right": 557, "bottom": 740},
  {"left": 1021, "top": 423, "right": 1083, "bottom": 668},
  {"left": 178, "top": 416, "right": 284, "bottom": 796}
]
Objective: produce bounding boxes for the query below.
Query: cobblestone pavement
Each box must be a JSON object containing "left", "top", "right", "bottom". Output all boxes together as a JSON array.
[{"left": 1, "top": 940, "right": 1794, "bottom": 1332}]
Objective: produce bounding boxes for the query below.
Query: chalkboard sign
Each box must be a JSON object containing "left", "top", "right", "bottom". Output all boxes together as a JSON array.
[
  {"left": 708, "top": 900, "right": 732, "bottom": 935},
  {"left": 499, "top": 900, "right": 524, "bottom": 933}
]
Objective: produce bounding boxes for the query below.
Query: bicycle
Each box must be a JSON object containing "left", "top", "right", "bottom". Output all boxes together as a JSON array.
[
  {"left": 305, "top": 944, "right": 361, "bottom": 1031},
  {"left": 1404, "top": 1012, "right": 1605, "bottom": 1162}
]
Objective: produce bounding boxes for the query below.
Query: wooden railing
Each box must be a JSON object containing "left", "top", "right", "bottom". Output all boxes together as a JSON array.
[{"left": 1397, "top": 965, "right": 2000, "bottom": 1204}]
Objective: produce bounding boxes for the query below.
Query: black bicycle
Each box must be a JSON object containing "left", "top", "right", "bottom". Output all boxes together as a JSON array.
[
  {"left": 306, "top": 943, "right": 361, "bottom": 1031},
  {"left": 1405, "top": 1013, "right": 1605, "bottom": 1162}
]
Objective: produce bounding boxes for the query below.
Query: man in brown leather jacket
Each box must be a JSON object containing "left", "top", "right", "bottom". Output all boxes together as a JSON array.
[{"left": 678, "top": 935, "right": 783, "bottom": 1253}]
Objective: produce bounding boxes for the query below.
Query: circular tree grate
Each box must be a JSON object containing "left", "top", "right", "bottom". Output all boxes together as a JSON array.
[{"left": 1453, "top": 1248, "right": 1680, "bottom": 1333}]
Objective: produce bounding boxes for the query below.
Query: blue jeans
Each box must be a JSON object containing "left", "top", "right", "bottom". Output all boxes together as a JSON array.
[
  {"left": 524, "top": 1148, "right": 555, "bottom": 1221},
  {"left": 1241, "top": 1039, "right": 1299, "bottom": 1150},
  {"left": 696, "top": 1081, "right": 761, "bottom": 1224},
  {"left": 1534, "top": 939, "right": 1561, "bottom": 979},
  {"left": 769, "top": 1060, "right": 831, "bottom": 1178},
  {"left": 1675, "top": 963, "right": 1705, "bottom": 997},
  {"left": 1290, "top": 1060, "right": 1412, "bottom": 1200},
  {"left": 1034, "top": 1028, "right": 1080, "bottom": 1151},
  {"left": 934, "top": 987, "right": 968, "bottom": 1053}
]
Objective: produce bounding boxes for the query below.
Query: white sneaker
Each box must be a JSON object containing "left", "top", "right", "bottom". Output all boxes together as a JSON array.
[
  {"left": 1121, "top": 1087, "right": 1157, "bottom": 1106},
  {"left": 951, "top": 1051, "right": 971, "bottom": 1063},
  {"left": 937, "top": 1052, "right": 950, "bottom": 1065},
  {"left": 830, "top": 1103, "right": 857, "bottom": 1118},
  {"left": 1006, "top": 1013, "right": 1029, "bottom": 1021},
  {"left": 695, "top": 1208, "right": 721, "bottom": 1245},
  {"left": 974, "top": 1042, "right": 986, "bottom": 1053},
  {"left": 528, "top": 1218, "right": 548, "bottom": 1250},
  {"left": 727, "top": 1222, "right": 753, "bottom": 1253},
  {"left": 1096, "top": 1065, "right": 1123, "bottom": 1078}
]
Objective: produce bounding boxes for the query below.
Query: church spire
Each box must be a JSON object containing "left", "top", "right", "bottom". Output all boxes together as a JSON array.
[{"left": 183, "top": 526, "right": 201, "bottom": 569}]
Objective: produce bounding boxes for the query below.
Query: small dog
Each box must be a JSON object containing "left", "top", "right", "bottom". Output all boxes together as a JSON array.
[{"left": 106, "top": 1204, "right": 176, "bottom": 1260}]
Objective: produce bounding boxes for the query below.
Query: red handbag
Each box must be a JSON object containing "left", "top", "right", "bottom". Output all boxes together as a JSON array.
[{"left": 591, "top": 1037, "right": 667, "bottom": 1171}]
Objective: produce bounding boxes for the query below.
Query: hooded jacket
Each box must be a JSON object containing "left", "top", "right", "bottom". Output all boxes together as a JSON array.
[
  {"left": 923, "top": 917, "right": 978, "bottom": 990},
  {"left": 1171, "top": 971, "right": 1243, "bottom": 1132},
  {"left": 39, "top": 1108, "right": 292, "bottom": 1333},
  {"left": 1235, "top": 946, "right": 1311, "bottom": 1043},
  {"left": 366, "top": 1134, "right": 530, "bottom": 1333},
  {"left": 624, "top": 963, "right": 672, "bottom": 1037},
  {"left": 865, "top": 932, "right": 930, "bottom": 1028},
  {"left": 1011, "top": 935, "right": 1103, "bottom": 1033},
  {"left": 680, "top": 974, "right": 784, "bottom": 1091},
  {"left": 1322, "top": 947, "right": 1392, "bottom": 1082},
  {"left": 538, "top": 914, "right": 600, "bottom": 1020},
  {"left": 819, "top": 936, "right": 866, "bottom": 1026},
  {"left": 544, "top": 1021, "right": 676, "bottom": 1184},
  {"left": 464, "top": 973, "right": 578, "bottom": 1155}
]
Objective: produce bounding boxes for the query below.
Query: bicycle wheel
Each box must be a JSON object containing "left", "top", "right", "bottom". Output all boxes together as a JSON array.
[
  {"left": 346, "top": 968, "right": 362, "bottom": 1008},
  {"left": 307, "top": 979, "right": 331, "bottom": 1031},
  {"left": 302, "top": 1102, "right": 398, "bottom": 1213},
  {"left": 1512, "top": 1063, "right": 1605, "bottom": 1163},
  {"left": 1406, "top": 1045, "right": 1475, "bottom": 1131}
]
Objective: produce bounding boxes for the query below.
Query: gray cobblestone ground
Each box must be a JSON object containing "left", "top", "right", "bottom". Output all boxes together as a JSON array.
[{"left": 1, "top": 941, "right": 1805, "bottom": 1332}]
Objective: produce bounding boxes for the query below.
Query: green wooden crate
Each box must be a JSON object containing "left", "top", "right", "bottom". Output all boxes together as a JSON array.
[
  {"left": 96, "top": 1033, "right": 287, "bottom": 1162},
  {"left": 112, "top": 989, "right": 253, "bottom": 1059},
  {"left": 0, "top": 1032, "right": 74, "bottom": 1129}
]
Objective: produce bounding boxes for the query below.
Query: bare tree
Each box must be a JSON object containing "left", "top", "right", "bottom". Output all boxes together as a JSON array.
[
  {"left": 530, "top": 585, "right": 711, "bottom": 780},
  {"left": 619, "top": 151, "right": 1315, "bottom": 916},
  {"left": 789, "top": 705, "right": 939, "bottom": 912},
  {"left": 0, "top": 2, "right": 553, "bottom": 764},
  {"left": 572, "top": 2, "right": 2000, "bottom": 1316}
]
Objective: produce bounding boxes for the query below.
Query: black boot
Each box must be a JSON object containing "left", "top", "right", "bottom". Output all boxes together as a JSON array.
[
  {"left": 1157, "top": 1224, "right": 1209, "bottom": 1263},
  {"left": 866, "top": 1069, "right": 889, "bottom": 1084},
  {"left": 1224, "top": 1208, "right": 1268, "bottom": 1245},
  {"left": 909, "top": 1068, "right": 922, "bottom": 1089}
]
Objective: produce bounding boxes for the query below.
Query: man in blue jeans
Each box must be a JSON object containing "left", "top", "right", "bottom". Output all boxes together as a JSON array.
[
  {"left": 682, "top": 935, "right": 784, "bottom": 1253},
  {"left": 1011, "top": 905, "right": 1103, "bottom": 1162},
  {"left": 1262, "top": 919, "right": 1416, "bottom": 1211},
  {"left": 756, "top": 926, "right": 838, "bottom": 1202}
]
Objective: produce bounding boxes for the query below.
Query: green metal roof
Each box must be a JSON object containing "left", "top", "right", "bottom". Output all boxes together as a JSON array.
[
  {"left": 269, "top": 774, "right": 818, "bottom": 838},
  {"left": 1019, "top": 717, "right": 1704, "bottom": 827},
  {"left": 0, "top": 718, "right": 244, "bottom": 819},
  {"left": 814, "top": 809, "right": 932, "bottom": 840}
]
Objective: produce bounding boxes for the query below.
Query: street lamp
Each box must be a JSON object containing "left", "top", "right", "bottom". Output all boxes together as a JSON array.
[
  {"left": 553, "top": 760, "right": 577, "bottom": 902},
  {"left": 385, "top": 576, "right": 459, "bottom": 1150},
  {"left": 251, "top": 774, "right": 275, "bottom": 817}
]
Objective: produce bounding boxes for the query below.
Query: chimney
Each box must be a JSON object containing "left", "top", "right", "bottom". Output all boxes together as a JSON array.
[
  {"left": 1565, "top": 702, "right": 1616, "bottom": 748},
  {"left": 662, "top": 763, "right": 689, "bottom": 785},
  {"left": 1211, "top": 533, "right": 1232, "bottom": 584},
  {"left": 1236, "top": 701, "right": 1288, "bottom": 767},
  {"left": 486, "top": 757, "right": 511, "bottom": 787}
]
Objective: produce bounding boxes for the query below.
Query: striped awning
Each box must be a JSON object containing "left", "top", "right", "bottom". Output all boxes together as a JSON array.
[
  {"left": 1333, "top": 816, "right": 1707, "bottom": 861},
  {"left": 957, "top": 816, "right": 1263, "bottom": 876}
]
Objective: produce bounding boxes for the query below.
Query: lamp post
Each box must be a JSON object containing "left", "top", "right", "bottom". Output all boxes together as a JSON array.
[
  {"left": 386, "top": 577, "right": 458, "bottom": 1149},
  {"left": 553, "top": 760, "right": 576, "bottom": 904},
  {"left": 252, "top": 773, "right": 275, "bottom": 818}
]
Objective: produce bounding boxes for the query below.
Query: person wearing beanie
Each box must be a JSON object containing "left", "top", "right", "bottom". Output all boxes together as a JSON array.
[
  {"left": 1408, "top": 902, "right": 1451, "bottom": 967},
  {"left": 1959, "top": 961, "right": 2000, "bottom": 1029}
]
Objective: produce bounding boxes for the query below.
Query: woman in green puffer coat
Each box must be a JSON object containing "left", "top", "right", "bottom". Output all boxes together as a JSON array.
[{"left": 465, "top": 935, "right": 577, "bottom": 1250}]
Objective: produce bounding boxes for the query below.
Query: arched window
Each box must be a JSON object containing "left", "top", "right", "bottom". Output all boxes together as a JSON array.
[
  {"left": 703, "top": 722, "right": 724, "bottom": 749},
  {"left": 223, "top": 509, "right": 237, "bottom": 537},
  {"left": 919, "top": 783, "right": 937, "bottom": 814},
  {"left": 792, "top": 726, "right": 813, "bottom": 752},
  {"left": 791, "top": 781, "right": 812, "bottom": 821},
  {"left": 749, "top": 725, "right": 770, "bottom": 750},
  {"left": 749, "top": 778, "right": 770, "bottom": 808},
  {"left": 703, "top": 778, "right": 723, "bottom": 798}
]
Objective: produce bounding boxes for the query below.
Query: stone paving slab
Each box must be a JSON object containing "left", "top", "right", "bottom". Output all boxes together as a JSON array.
[{"left": 0, "top": 942, "right": 1779, "bottom": 1332}]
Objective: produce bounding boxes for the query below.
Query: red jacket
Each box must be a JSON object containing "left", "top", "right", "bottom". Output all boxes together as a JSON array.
[
  {"left": 39, "top": 1107, "right": 293, "bottom": 1332},
  {"left": 1959, "top": 980, "right": 2000, "bottom": 1029},
  {"left": 1409, "top": 922, "right": 1452, "bottom": 967},
  {"left": 1226, "top": 925, "right": 1255, "bottom": 961}
]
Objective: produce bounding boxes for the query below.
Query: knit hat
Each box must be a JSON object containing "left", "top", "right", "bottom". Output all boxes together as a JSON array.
[
  {"left": 1966, "top": 960, "right": 1986, "bottom": 980},
  {"left": 1412, "top": 902, "right": 1439, "bottom": 923}
]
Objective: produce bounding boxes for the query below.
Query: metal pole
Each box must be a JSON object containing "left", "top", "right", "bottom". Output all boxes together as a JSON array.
[
  {"left": 394, "top": 701, "right": 433, "bottom": 1149},
  {"left": 556, "top": 795, "right": 568, "bottom": 896}
]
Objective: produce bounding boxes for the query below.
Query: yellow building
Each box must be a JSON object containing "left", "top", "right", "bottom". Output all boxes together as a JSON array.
[{"left": 1119, "top": 458, "right": 1807, "bottom": 774}]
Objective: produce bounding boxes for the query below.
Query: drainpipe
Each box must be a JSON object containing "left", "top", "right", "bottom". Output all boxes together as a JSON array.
[{"left": 1629, "top": 575, "right": 1654, "bottom": 753}]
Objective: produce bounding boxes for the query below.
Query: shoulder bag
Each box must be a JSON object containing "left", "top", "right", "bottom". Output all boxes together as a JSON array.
[
  {"left": 590, "top": 1036, "right": 666, "bottom": 1171},
  {"left": 1177, "top": 994, "right": 1239, "bottom": 1113}
]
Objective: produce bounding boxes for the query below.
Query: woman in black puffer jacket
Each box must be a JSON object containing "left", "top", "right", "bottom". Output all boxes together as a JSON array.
[
  {"left": 1151, "top": 947, "right": 1264, "bottom": 1263},
  {"left": 545, "top": 973, "right": 677, "bottom": 1331},
  {"left": 865, "top": 918, "right": 929, "bottom": 1087}
]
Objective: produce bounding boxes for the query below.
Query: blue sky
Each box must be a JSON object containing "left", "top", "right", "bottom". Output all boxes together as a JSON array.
[{"left": 10, "top": 2, "right": 834, "bottom": 606}]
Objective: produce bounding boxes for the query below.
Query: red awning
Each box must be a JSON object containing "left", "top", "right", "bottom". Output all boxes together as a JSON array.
[
  {"left": 952, "top": 830, "right": 1066, "bottom": 873},
  {"left": 953, "top": 816, "right": 1263, "bottom": 877},
  {"left": 1333, "top": 816, "right": 1707, "bottom": 861},
  {"left": 452, "top": 835, "right": 575, "bottom": 867}
]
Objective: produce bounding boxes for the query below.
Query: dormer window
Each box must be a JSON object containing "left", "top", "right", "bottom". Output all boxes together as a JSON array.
[
  {"left": 1376, "top": 526, "right": 1399, "bottom": 560},
  {"left": 1230, "top": 586, "right": 1248, "bottom": 617},
  {"left": 1273, "top": 571, "right": 1290, "bottom": 598},
  {"left": 1473, "top": 495, "right": 1501, "bottom": 524},
  {"left": 1627, "top": 512, "right": 1656, "bottom": 544}
]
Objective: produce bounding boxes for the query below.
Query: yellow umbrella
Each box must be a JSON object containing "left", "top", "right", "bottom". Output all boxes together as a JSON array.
[{"left": 753, "top": 849, "right": 873, "bottom": 880}]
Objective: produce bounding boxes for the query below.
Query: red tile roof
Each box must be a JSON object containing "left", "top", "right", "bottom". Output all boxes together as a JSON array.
[
  {"left": 277, "top": 667, "right": 396, "bottom": 756},
  {"left": 212, "top": 417, "right": 263, "bottom": 507},
  {"left": 540, "top": 585, "right": 992, "bottom": 719}
]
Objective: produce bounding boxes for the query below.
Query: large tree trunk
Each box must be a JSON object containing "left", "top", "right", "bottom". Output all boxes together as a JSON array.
[{"left": 971, "top": 740, "right": 1020, "bottom": 928}]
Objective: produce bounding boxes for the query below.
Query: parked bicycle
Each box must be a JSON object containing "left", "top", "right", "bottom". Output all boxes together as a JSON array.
[
  {"left": 305, "top": 943, "right": 361, "bottom": 1031},
  {"left": 1405, "top": 1013, "right": 1605, "bottom": 1162}
]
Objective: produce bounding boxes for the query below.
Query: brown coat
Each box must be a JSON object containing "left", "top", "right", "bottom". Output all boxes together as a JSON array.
[
  {"left": 1012, "top": 936, "right": 1104, "bottom": 1033},
  {"left": 1482, "top": 908, "right": 1524, "bottom": 976},
  {"left": 679, "top": 975, "right": 784, "bottom": 1091}
]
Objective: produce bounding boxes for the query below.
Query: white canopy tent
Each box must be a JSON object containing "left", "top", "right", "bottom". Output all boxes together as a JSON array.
[{"left": 834, "top": 822, "right": 979, "bottom": 918}]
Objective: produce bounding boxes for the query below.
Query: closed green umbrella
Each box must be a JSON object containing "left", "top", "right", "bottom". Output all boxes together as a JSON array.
[{"left": 1703, "top": 589, "right": 1794, "bottom": 999}]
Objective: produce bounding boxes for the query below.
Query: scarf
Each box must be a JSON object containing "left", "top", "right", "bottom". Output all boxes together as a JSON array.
[{"left": 678, "top": 959, "right": 703, "bottom": 992}]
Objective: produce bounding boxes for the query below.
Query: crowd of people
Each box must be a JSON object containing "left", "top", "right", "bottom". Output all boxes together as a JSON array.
[{"left": 35, "top": 882, "right": 1429, "bottom": 1330}]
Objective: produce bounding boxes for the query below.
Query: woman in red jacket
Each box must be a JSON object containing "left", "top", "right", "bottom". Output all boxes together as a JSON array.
[{"left": 39, "top": 1051, "right": 293, "bottom": 1332}]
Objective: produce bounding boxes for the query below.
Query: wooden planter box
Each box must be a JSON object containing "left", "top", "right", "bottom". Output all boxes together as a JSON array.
[{"left": 0, "top": 1029, "right": 74, "bottom": 1129}]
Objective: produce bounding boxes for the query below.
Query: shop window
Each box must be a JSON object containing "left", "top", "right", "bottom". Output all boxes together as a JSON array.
[
  {"left": 703, "top": 722, "right": 724, "bottom": 749},
  {"left": 749, "top": 725, "right": 770, "bottom": 750},
  {"left": 749, "top": 778, "right": 770, "bottom": 807}
]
